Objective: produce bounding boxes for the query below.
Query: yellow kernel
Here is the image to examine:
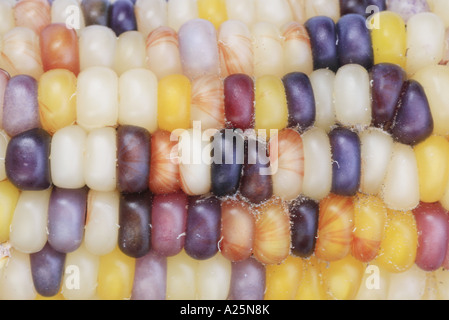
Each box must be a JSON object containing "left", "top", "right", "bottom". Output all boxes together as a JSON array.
[
  {"left": 97, "top": 246, "right": 135, "bottom": 300},
  {"left": 253, "top": 198, "right": 291, "bottom": 265},
  {"left": 264, "top": 255, "right": 303, "bottom": 300},
  {"left": 157, "top": 74, "right": 191, "bottom": 132},
  {"left": 315, "top": 194, "right": 354, "bottom": 262},
  {"left": 352, "top": 193, "right": 387, "bottom": 263},
  {"left": 322, "top": 254, "right": 365, "bottom": 300},
  {"left": 370, "top": 11, "right": 406, "bottom": 68},
  {"left": 38, "top": 69, "right": 77, "bottom": 135},
  {"left": 414, "top": 135, "right": 449, "bottom": 203},
  {"left": 294, "top": 256, "right": 327, "bottom": 300},
  {"left": 197, "top": 0, "right": 227, "bottom": 29},
  {"left": 254, "top": 75, "right": 288, "bottom": 138},
  {"left": 0, "top": 180, "right": 20, "bottom": 243},
  {"left": 374, "top": 210, "right": 418, "bottom": 273}
]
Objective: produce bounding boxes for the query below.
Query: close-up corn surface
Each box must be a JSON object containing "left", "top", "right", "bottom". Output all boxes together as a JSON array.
[{"left": 1, "top": 0, "right": 449, "bottom": 301}]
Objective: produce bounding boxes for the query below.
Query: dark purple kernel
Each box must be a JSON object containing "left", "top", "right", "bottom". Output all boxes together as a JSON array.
[
  {"left": 117, "top": 125, "right": 151, "bottom": 194},
  {"left": 211, "top": 129, "right": 244, "bottom": 197},
  {"left": 340, "top": 0, "right": 386, "bottom": 17},
  {"left": 118, "top": 191, "right": 152, "bottom": 258},
  {"left": 304, "top": 16, "right": 339, "bottom": 72},
  {"left": 329, "top": 127, "right": 361, "bottom": 196},
  {"left": 282, "top": 72, "right": 316, "bottom": 132},
  {"left": 108, "top": 0, "right": 137, "bottom": 36},
  {"left": 289, "top": 198, "right": 319, "bottom": 258},
  {"left": 336, "top": 13, "right": 374, "bottom": 70},
  {"left": 184, "top": 196, "right": 221, "bottom": 260},
  {"left": 370, "top": 63, "right": 406, "bottom": 131},
  {"left": 239, "top": 136, "right": 273, "bottom": 205},
  {"left": 5, "top": 128, "right": 52, "bottom": 190},
  {"left": 30, "top": 242, "right": 66, "bottom": 297},
  {"left": 390, "top": 80, "right": 434, "bottom": 145}
]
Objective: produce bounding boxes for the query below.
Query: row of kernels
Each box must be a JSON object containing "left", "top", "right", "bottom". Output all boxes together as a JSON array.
[
  {"left": 0, "top": 245, "right": 260, "bottom": 300},
  {"left": 4, "top": 243, "right": 449, "bottom": 300},
  {"left": 13, "top": 0, "right": 449, "bottom": 40},
  {"left": 1, "top": 71, "right": 448, "bottom": 206},
  {"left": 3, "top": 129, "right": 449, "bottom": 265},
  {"left": 0, "top": 0, "right": 345, "bottom": 37},
  {"left": 2, "top": 8, "right": 448, "bottom": 83},
  {"left": 0, "top": 122, "right": 439, "bottom": 209},
  {"left": 1, "top": 157, "right": 448, "bottom": 299},
  {"left": 265, "top": 255, "right": 449, "bottom": 300},
  {"left": 1, "top": 62, "right": 442, "bottom": 140}
]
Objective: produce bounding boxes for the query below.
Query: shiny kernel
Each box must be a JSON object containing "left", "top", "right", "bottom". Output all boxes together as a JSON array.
[
  {"left": 38, "top": 69, "right": 77, "bottom": 135},
  {"left": 352, "top": 194, "right": 387, "bottom": 263},
  {"left": 374, "top": 209, "right": 418, "bottom": 273},
  {"left": 0, "top": 180, "right": 20, "bottom": 243},
  {"left": 157, "top": 74, "right": 191, "bottom": 132},
  {"left": 253, "top": 198, "right": 291, "bottom": 265},
  {"left": 264, "top": 255, "right": 303, "bottom": 300},
  {"left": 294, "top": 256, "right": 327, "bottom": 300},
  {"left": 414, "top": 135, "right": 449, "bottom": 203},
  {"left": 370, "top": 11, "right": 406, "bottom": 68},
  {"left": 197, "top": 0, "right": 227, "bottom": 29},
  {"left": 322, "top": 254, "right": 365, "bottom": 300},
  {"left": 315, "top": 194, "right": 354, "bottom": 262},
  {"left": 97, "top": 246, "right": 136, "bottom": 300},
  {"left": 254, "top": 75, "right": 288, "bottom": 138}
]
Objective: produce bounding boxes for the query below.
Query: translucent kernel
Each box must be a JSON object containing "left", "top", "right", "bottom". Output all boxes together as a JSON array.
[
  {"left": 40, "top": 23, "right": 79, "bottom": 76},
  {"left": 218, "top": 20, "right": 253, "bottom": 77},
  {"left": 255, "top": 0, "right": 293, "bottom": 28},
  {"left": 386, "top": 264, "right": 427, "bottom": 300},
  {"left": 38, "top": 69, "right": 77, "bottom": 135},
  {"left": 157, "top": 74, "right": 191, "bottom": 132},
  {"left": 374, "top": 209, "right": 418, "bottom": 273},
  {"left": 0, "top": 27, "right": 43, "bottom": 79},
  {"left": 61, "top": 243, "right": 99, "bottom": 300},
  {"left": 196, "top": 253, "right": 231, "bottom": 300},
  {"left": 0, "top": 180, "right": 20, "bottom": 243},
  {"left": 264, "top": 255, "right": 303, "bottom": 300},
  {"left": 254, "top": 75, "right": 288, "bottom": 138},
  {"left": 134, "top": 0, "right": 167, "bottom": 37},
  {"left": 252, "top": 22, "right": 284, "bottom": 78},
  {"left": 352, "top": 193, "right": 387, "bottom": 263},
  {"left": 145, "top": 26, "right": 182, "bottom": 80},
  {"left": 0, "top": 0, "right": 15, "bottom": 35},
  {"left": 0, "top": 249, "right": 36, "bottom": 300},
  {"left": 414, "top": 135, "right": 449, "bottom": 203},
  {"left": 405, "top": 12, "right": 445, "bottom": 76},
  {"left": 113, "top": 31, "right": 145, "bottom": 76},
  {"left": 14, "top": 0, "right": 50, "bottom": 35},
  {"left": 412, "top": 65, "right": 449, "bottom": 136},
  {"left": 9, "top": 189, "right": 51, "bottom": 254},
  {"left": 315, "top": 194, "right": 354, "bottom": 262},
  {"left": 380, "top": 143, "right": 420, "bottom": 211},
  {"left": 97, "top": 246, "right": 136, "bottom": 300},
  {"left": 166, "top": 249, "right": 197, "bottom": 300},
  {"left": 369, "top": 11, "right": 406, "bottom": 68},
  {"left": 322, "top": 254, "right": 365, "bottom": 300},
  {"left": 253, "top": 198, "right": 291, "bottom": 265},
  {"left": 197, "top": 0, "right": 227, "bottom": 29},
  {"left": 294, "top": 255, "right": 327, "bottom": 300},
  {"left": 270, "top": 128, "right": 304, "bottom": 201}
]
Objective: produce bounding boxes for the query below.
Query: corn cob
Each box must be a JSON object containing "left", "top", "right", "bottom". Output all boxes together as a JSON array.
[{"left": 0, "top": 0, "right": 449, "bottom": 301}]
